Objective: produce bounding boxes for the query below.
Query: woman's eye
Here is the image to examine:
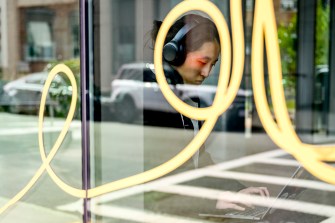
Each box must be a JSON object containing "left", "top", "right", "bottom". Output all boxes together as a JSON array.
[{"left": 198, "top": 61, "right": 207, "bottom": 66}]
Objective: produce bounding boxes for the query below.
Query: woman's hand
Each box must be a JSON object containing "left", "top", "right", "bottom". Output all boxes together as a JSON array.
[
  {"left": 239, "top": 187, "right": 270, "bottom": 197},
  {"left": 216, "top": 187, "right": 270, "bottom": 211}
]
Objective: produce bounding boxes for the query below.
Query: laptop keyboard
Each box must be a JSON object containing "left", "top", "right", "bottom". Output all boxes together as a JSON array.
[{"left": 226, "top": 206, "right": 268, "bottom": 217}]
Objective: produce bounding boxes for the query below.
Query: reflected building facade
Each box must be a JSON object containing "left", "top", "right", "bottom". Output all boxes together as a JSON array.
[{"left": 0, "top": 0, "right": 79, "bottom": 80}]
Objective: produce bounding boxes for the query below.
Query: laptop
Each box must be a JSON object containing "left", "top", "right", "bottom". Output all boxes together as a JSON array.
[{"left": 199, "top": 166, "right": 307, "bottom": 221}]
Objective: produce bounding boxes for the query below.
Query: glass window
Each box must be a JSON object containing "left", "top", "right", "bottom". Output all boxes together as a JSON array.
[
  {"left": 88, "top": 0, "right": 335, "bottom": 222},
  {"left": 1, "top": 0, "right": 335, "bottom": 222},
  {"left": 0, "top": 1, "right": 82, "bottom": 222}
]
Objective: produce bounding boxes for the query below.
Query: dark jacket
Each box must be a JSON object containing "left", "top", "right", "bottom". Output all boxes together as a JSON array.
[
  {"left": 143, "top": 63, "right": 185, "bottom": 128},
  {"left": 143, "top": 64, "right": 214, "bottom": 171},
  {"left": 143, "top": 65, "right": 245, "bottom": 214}
]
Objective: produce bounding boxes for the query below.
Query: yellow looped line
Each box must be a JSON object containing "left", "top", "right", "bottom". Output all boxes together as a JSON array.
[
  {"left": 87, "top": 0, "right": 244, "bottom": 198},
  {"left": 1, "top": 0, "right": 244, "bottom": 206},
  {"left": 252, "top": 0, "right": 335, "bottom": 184},
  {"left": 0, "top": 64, "right": 84, "bottom": 215},
  {"left": 154, "top": 0, "right": 231, "bottom": 120},
  {"left": 38, "top": 64, "right": 85, "bottom": 198},
  {"left": 3, "top": 0, "right": 335, "bottom": 217}
]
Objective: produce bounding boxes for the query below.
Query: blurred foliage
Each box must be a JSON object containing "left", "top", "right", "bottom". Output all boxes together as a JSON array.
[
  {"left": 278, "top": 14, "right": 297, "bottom": 90},
  {"left": 278, "top": 15, "right": 297, "bottom": 76},
  {"left": 46, "top": 58, "right": 80, "bottom": 118},
  {"left": 47, "top": 58, "right": 80, "bottom": 86},
  {"left": 277, "top": 0, "right": 330, "bottom": 90},
  {"left": 315, "top": 0, "right": 330, "bottom": 66}
]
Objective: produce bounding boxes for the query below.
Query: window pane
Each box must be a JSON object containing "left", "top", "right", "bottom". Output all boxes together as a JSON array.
[
  {"left": 0, "top": 0, "right": 82, "bottom": 222},
  {"left": 89, "top": 0, "right": 335, "bottom": 222}
]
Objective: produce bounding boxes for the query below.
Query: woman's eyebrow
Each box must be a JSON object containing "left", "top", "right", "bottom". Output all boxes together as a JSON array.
[
  {"left": 200, "top": 56, "right": 215, "bottom": 61},
  {"left": 198, "top": 56, "right": 218, "bottom": 65}
]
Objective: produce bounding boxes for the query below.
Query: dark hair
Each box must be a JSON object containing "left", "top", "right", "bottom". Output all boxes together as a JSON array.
[{"left": 151, "top": 14, "right": 220, "bottom": 54}]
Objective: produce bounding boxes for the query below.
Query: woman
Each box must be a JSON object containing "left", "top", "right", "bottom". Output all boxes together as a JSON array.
[
  {"left": 145, "top": 14, "right": 219, "bottom": 130},
  {"left": 146, "top": 13, "right": 269, "bottom": 211}
]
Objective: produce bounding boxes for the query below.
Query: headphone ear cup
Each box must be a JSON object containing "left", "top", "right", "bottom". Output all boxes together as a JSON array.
[
  {"left": 163, "top": 41, "right": 186, "bottom": 66},
  {"left": 163, "top": 42, "right": 178, "bottom": 63}
]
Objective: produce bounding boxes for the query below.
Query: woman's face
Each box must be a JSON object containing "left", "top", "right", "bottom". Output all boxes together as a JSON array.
[{"left": 175, "top": 41, "right": 220, "bottom": 85}]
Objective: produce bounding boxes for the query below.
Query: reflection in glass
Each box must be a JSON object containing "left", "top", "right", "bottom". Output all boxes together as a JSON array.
[
  {"left": 90, "top": 0, "right": 335, "bottom": 223},
  {"left": 0, "top": 0, "right": 82, "bottom": 222}
]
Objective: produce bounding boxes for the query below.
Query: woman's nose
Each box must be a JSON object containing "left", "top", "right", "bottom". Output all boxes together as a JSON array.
[{"left": 201, "top": 65, "right": 211, "bottom": 78}]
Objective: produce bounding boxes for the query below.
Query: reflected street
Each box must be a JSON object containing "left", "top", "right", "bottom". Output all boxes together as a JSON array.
[{"left": 1, "top": 113, "right": 335, "bottom": 222}]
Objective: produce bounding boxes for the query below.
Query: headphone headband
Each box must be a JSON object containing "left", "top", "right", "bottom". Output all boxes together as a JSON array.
[
  {"left": 163, "top": 19, "right": 200, "bottom": 66},
  {"left": 170, "top": 19, "right": 199, "bottom": 45}
]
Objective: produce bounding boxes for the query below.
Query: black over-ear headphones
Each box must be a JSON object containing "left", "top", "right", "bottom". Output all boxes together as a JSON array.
[{"left": 163, "top": 20, "right": 200, "bottom": 66}]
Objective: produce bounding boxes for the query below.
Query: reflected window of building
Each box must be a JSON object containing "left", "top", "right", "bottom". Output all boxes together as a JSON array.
[{"left": 24, "top": 8, "right": 55, "bottom": 61}]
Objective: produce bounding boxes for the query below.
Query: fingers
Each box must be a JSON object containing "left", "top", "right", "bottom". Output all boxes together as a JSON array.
[
  {"left": 216, "top": 191, "right": 247, "bottom": 211},
  {"left": 239, "top": 187, "right": 270, "bottom": 197},
  {"left": 228, "top": 203, "right": 246, "bottom": 211},
  {"left": 216, "top": 187, "right": 270, "bottom": 211},
  {"left": 260, "top": 187, "right": 270, "bottom": 197},
  {"left": 216, "top": 200, "right": 246, "bottom": 211},
  {"left": 252, "top": 187, "right": 269, "bottom": 197}
]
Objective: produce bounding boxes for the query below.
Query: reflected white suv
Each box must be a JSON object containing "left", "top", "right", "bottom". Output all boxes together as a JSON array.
[{"left": 110, "top": 63, "right": 248, "bottom": 131}]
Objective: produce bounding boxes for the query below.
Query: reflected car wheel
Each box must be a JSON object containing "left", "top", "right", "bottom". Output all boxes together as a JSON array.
[{"left": 116, "top": 96, "right": 137, "bottom": 123}]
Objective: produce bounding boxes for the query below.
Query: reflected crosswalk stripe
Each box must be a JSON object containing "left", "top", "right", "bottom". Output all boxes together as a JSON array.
[
  {"left": 57, "top": 148, "right": 335, "bottom": 219},
  {"left": 255, "top": 158, "right": 300, "bottom": 166},
  {"left": 75, "top": 150, "right": 287, "bottom": 205},
  {"left": 206, "top": 171, "right": 335, "bottom": 191},
  {"left": 321, "top": 216, "right": 335, "bottom": 222},
  {"left": 91, "top": 204, "right": 213, "bottom": 223},
  {"left": 0, "top": 127, "right": 63, "bottom": 136},
  {"left": 0, "top": 126, "right": 80, "bottom": 136},
  {"left": 91, "top": 170, "right": 208, "bottom": 204},
  {"left": 91, "top": 150, "right": 287, "bottom": 204},
  {"left": 154, "top": 185, "right": 335, "bottom": 217},
  {"left": 209, "top": 149, "right": 287, "bottom": 171},
  {"left": 154, "top": 185, "right": 220, "bottom": 200},
  {"left": 0, "top": 121, "right": 80, "bottom": 136}
]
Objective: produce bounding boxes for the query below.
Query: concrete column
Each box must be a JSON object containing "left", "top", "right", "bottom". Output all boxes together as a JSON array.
[
  {"left": 0, "top": 0, "right": 8, "bottom": 70},
  {"left": 136, "top": 0, "right": 154, "bottom": 63},
  {"left": 99, "top": 0, "right": 113, "bottom": 93},
  {"left": 4, "top": 0, "right": 18, "bottom": 80},
  {"left": 295, "top": 0, "right": 316, "bottom": 143},
  {"left": 52, "top": 4, "right": 72, "bottom": 60}
]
